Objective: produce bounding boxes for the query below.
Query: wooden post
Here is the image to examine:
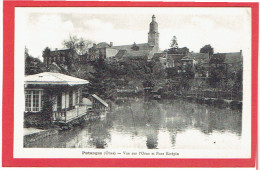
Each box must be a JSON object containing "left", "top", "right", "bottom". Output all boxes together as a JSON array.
[
  {"left": 77, "top": 105, "right": 79, "bottom": 117},
  {"left": 65, "top": 92, "right": 67, "bottom": 123}
]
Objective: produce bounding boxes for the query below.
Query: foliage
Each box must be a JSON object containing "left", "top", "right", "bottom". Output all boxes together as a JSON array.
[
  {"left": 166, "top": 47, "right": 189, "bottom": 55},
  {"left": 24, "top": 46, "right": 29, "bottom": 58},
  {"left": 208, "top": 65, "right": 226, "bottom": 88},
  {"left": 200, "top": 44, "right": 214, "bottom": 56},
  {"left": 41, "top": 94, "right": 54, "bottom": 123},
  {"left": 170, "top": 36, "right": 178, "bottom": 48},
  {"left": 152, "top": 61, "right": 166, "bottom": 79},
  {"left": 210, "top": 54, "right": 225, "bottom": 64},
  {"left": 131, "top": 42, "right": 139, "bottom": 51},
  {"left": 166, "top": 36, "right": 189, "bottom": 54},
  {"left": 181, "top": 63, "right": 195, "bottom": 79},
  {"left": 42, "top": 47, "right": 51, "bottom": 58},
  {"left": 86, "top": 58, "right": 110, "bottom": 98},
  {"left": 25, "top": 47, "right": 44, "bottom": 75},
  {"left": 63, "top": 35, "right": 92, "bottom": 55}
]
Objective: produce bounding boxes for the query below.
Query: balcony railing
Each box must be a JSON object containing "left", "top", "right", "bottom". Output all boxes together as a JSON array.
[{"left": 53, "top": 104, "right": 88, "bottom": 123}]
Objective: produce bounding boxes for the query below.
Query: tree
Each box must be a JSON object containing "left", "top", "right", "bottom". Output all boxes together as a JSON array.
[
  {"left": 208, "top": 65, "right": 226, "bottom": 88},
  {"left": 77, "top": 37, "right": 92, "bottom": 55},
  {"left": 41, "top": 93, "right": 54, "bottom": 123},
  {"left": 200, "top": 44, "right": 214, "bottom": 56},
  {"left": 131, "top": 42, "right": 139, "bottom": 51},
  {"left": 42, "top": 47, "right": 51, "bottom": 63},
  {"left": 170, "top": 36, "right": 178, "bottom": 49},
  {"left": 87, "top": 58, "right": 110, "bottom": 98},
  {"left": 167, "top": 46, "right": 189, "bottom": 55},
  {"left": 63, "top": 35, "right": 92, "bottom": 55},
  {"left": 24, "top": 46, "right": 29, "bottom": 59},
  {"left": 166, "top": 36, "right": 189, "bottom": 54},
  {"left": 62, "top": 35, "right": 92, "bottom": 76},
  {"left": 25, "top": 47, "right": 43, "bottom": 75},
  {"left": 178, "top": 47, "right": 189, "bottom": 54}
]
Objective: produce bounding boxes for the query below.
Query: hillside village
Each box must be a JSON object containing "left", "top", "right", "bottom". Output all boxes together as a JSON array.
[{"left": 25, "top": 15, "right": 243, "bottom": 102}]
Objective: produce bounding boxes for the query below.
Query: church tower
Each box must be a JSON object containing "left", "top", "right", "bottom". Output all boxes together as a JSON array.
[{"left": 148, "top": 15, "right": 159, "bottom": 52}]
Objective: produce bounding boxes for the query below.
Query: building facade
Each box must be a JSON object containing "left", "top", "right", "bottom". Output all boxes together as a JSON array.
[
  {"left": 89, "top": 15, "right": 160, "bottom": 60},
  {"left": 24, "top": 72, "right": 90, "bottom": 124}
]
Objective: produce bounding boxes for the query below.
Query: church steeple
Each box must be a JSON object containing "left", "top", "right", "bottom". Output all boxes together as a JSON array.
[
  {"left": 148, "top": 15, "right": 159, "bottom": 52},
  {"left": 152, "top": 14, "right": 156, "bottom": 22}
]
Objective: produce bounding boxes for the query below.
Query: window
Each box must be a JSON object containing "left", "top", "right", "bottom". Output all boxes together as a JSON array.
[
  {"left": 32, "top": 91, "right": 40, "bottom": 111},
  {"left": 25, "top": 90, "right": 43, "bottom": 112},
  {"left": 25, "top": 91, "right": 32, "bottom": 112}
]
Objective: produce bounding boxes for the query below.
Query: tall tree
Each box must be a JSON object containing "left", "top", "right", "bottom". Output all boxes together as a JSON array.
[
  {"left": 25, "top": 48, "right": 43, "bottom": 75},
  {"left": 63, "top": 35, "right": 92, "bottom": 55},
  {"left": 24, "top": 46, "right": 29, "bottom": 59},
  {"left": 170, "top": 36, "right": 178, "bottom": 49},
  {"left": 166, "top": 36, "right": 189, "bottom": 54},
  {"left": 62, "top": 35, "right": 92, "bottom": 76},
  {"left": 200, "top": 44, "right": 214, "bottom": 56},
  {"left": 42, "top": 47, "right": 51, "bottom": 62}
]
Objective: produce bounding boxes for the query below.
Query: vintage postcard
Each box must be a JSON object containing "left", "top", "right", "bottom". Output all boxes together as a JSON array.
[{"left": 2, "top": 0, "right": 258, "bottom": 168}]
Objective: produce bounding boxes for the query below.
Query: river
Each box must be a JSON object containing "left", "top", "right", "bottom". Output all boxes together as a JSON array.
[{"left": 26, "top": 98, "right": 242, "bottom": 149}]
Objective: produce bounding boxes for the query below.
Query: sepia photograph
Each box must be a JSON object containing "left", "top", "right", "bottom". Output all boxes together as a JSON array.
[
  {"left": 20, "top": 7, "right": 248, "bottom": 151},
  {"left": 3, "top": 2, "right": 256, "bottom": 166}
]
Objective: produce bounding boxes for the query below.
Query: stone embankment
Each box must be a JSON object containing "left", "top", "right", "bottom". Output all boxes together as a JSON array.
[{"left": 24, "top": 128, "right": 58, "bottom": 147}]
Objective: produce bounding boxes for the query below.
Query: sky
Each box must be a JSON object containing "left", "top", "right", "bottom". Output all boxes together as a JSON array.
[{"left": 16, "top": 7, "right": 251, "bottom": 60}]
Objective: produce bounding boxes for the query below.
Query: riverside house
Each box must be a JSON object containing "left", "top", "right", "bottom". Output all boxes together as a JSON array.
[{"left": 24, "top": 72, "right": 90, "bottom": 124}]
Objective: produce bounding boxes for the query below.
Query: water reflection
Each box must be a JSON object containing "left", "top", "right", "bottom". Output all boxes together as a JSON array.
[{"left": 26, "top": 98, "right": 242, "bottom": 149}]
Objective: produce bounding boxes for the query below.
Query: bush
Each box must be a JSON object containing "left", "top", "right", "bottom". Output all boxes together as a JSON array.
[{"left": 24, "top": 112, "right": 51, "bottom": 129}]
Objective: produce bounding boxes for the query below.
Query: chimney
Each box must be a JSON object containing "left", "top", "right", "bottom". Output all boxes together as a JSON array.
[{"left": 110, "top": 42, "right": 113, "bottom": 47}]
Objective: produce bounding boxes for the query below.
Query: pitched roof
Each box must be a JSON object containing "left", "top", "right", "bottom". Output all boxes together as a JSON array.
[
  {"left": 112, "top": 43, "right": 155, "bottom": 59},
  {"left": 115, "top": 50, "right": 127, "bottom": 58},
  {"left": 113, "top": 43, "right": 153, "bottom": 51},
  {"left": 220, "top": 51, "right": 243, "bottom": 64},
  {"left": 187, "top": 52, "right": 210, "bottom": 63},
  {"left": 92, "top": 94, "right": 109, "bottom": 107},
  {"left": 167, "top": 54, "right": 186, "bottom": 61},
  {"left": 25, "top": 72, "right": 89, "bottom": 86},
  {"left": 50, "top": 49, "right": 72, "bottom": 56},
  {"left": 213, "top": 52, "right": 242, "bottom": 64},
  {"left": 96, "top": 42, "right": 110, "bottom": 48},
  {"left": 49, "top": 62, "right": 72, "bottom": 75},
  {"left": 153, "top": 52, "right": 167, "bottom": 58},
  {"left": 123, "top": 50, "right": 151, "bottom": 58}
]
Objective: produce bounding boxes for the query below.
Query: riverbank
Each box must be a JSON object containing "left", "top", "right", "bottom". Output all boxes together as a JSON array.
[
  {"left": 116, "top": 90, "right": 242, "bottom": 110},
  {"left": 24, "top": 128, "right": 59, "bottom": 147},
  {"left": 173, "top": 95, "right": 242, "bottom": 110}
]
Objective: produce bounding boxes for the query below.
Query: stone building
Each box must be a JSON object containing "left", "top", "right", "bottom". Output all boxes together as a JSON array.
[
  {"left": 211, "top": 50, "right": 243, "bottom": 73},
  {"left": 88, "top": 42, "right": 118, "bottom": 60},
  {"left": 43, "top": 48, "right": 75, "bottom": 69},
  {"left": 90, "top": 15, "right": 160, "bottom": 60}
]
